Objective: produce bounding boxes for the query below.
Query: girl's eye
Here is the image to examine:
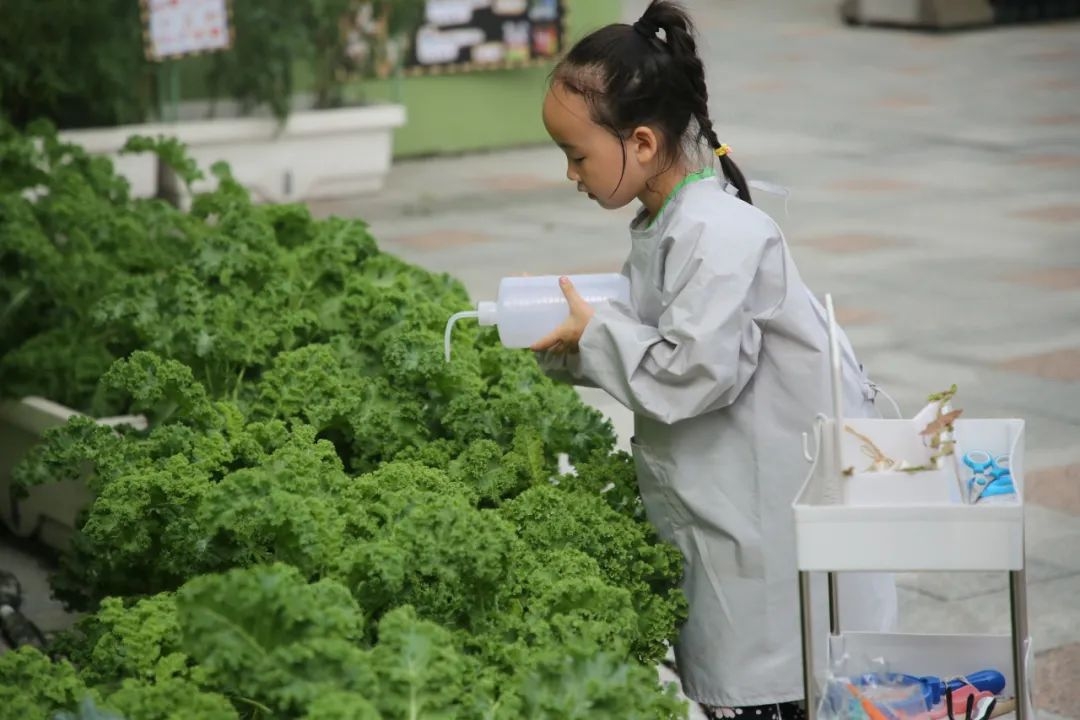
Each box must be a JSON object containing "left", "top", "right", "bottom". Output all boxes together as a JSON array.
[{"left": 573, "top": 157, "right": 586, "bottom": 163}]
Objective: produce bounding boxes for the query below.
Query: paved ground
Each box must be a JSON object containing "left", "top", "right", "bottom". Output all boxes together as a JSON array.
[{"left": 3, "top": 0, "right": 1078, "bottom": 716}]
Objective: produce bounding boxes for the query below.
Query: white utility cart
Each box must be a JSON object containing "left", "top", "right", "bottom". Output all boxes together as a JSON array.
[{"left": 792, "top": 296, "right": 1034, "bottom": 720}]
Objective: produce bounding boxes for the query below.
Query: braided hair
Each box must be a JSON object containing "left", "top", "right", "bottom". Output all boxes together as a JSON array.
[{"left": 551, "top": 0, "right": 752, "bottom": 204}]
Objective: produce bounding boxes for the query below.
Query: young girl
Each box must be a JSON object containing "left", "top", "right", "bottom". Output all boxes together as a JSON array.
[{"left": 531, "top": 2, "right": 897, "bottom": 718}]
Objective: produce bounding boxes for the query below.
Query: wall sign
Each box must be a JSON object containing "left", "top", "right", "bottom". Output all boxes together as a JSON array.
[
  {"left": 140, "top": 0, "right": 234, "bottom": 61},
  {"left": 402, "top": 0, "right": 565, "bottom": 76}
]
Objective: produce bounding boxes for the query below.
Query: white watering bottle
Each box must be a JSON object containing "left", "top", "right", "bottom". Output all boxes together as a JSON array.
[{"left": 444, "top": 273, "right": 631, "bottom": 361}]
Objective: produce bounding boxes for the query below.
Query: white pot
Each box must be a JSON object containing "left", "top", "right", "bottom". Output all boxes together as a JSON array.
[
  {"left": 166, "top": 103, "right": 406, "bottom": 204},
  {"left": 58, "top": 125, "right": 161, "bottom": 199},
  {"left": 0, "top": 397, "right": 147, "bottom": 552}
]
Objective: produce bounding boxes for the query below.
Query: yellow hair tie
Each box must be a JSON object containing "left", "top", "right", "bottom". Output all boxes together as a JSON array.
[{"left": 715, "top": 143, "right": 732, "bottom": 158}]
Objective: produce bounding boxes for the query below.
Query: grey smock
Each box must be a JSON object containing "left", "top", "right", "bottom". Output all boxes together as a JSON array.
[{"left": 538, "top": 170, "right": 897, "bottom": 706}]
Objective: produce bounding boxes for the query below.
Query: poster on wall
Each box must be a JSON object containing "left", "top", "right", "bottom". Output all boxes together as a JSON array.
[
  {"left": 402, "top": 0, "right": 565, "bottom": 75},
  {"left": 139, "top": 0, "right": 234, "bottom": 61}
]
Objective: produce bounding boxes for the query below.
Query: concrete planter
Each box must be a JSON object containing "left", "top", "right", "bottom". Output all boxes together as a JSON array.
[
  {"left": 840, "top": 0, "right": 994, "bottom": 28},
  {"left": 165, "top": 104, "right": 407, "bottom": 205},
  {"left": 58, "top": 103, "right": 406, "bottom": 204},
  {"left": 0, "top": 398, "right": 146, "bottom": 552},
  {"left": 58, "top": 125, "right": 161, "bottom": 199}
]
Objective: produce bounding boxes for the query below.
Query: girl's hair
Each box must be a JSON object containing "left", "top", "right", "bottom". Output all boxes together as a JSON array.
[{"left": 551, "top": 0, "right": 752, "bottom": 204}]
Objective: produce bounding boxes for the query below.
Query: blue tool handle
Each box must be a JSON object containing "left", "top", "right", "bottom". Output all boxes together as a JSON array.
[
  {"left": 980, "top": 480, "right": 1016, "bottom": 498},
  {"left": 853, "top": 669, "right": 1006, "bottom": 707},
  {"left": 945, "top": 669, "right": 1007, "bottom": 695}
]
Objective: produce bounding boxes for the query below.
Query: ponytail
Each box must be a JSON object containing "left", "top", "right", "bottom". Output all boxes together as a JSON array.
[{"left": 638, "top": 1, "right": 753, "bottom": 204}]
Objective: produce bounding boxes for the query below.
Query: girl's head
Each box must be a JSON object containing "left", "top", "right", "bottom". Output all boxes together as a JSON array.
[{"left": 543, "top": 0, "right": 751, "bottom": 210}]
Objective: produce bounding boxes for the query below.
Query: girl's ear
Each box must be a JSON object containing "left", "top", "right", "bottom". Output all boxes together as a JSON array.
[{"left": 630, "top": 125, "right": 660, "bottom": 165}]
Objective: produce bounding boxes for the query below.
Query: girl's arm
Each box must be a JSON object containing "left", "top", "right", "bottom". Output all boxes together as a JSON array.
[{"left": 576, "top": 222, "right": 785, "bottom": 424}]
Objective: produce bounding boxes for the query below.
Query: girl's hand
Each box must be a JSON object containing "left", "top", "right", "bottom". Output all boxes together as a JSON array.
[{"left": 530, "top": 277, "right": 595, "bottom": 353}]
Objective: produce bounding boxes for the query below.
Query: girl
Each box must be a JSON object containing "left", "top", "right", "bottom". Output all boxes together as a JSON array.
[{"left": 531, "top": 2, "right": 898, "bottom": 718}]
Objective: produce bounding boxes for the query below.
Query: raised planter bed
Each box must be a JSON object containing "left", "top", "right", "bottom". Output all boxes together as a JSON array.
[
  {"left": 60, "top": 103, "right": 406, "bottom": 204},
  {"left": 0, "top": 397, "right": 146, "bottom": 552}
]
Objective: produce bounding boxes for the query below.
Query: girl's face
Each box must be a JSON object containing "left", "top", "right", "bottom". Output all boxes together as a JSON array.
[{"left": 542, "top": 82, "right": 658, "bottom": 210}]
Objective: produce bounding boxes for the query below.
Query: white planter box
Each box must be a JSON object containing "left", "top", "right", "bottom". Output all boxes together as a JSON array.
[
  {"left": 58, "top": 103, "right": 406, "bottom": 205},
  {"left": 0, "top": 397, "right": 146, "bottom": 552},
  {"left": 58, "top": 125, "right": 161, "bottom": 199},
  {"left": 166, "top": 104, "right": 406, "bottom": 205},
  {"left": 841, "top": 0, "right": 994, "bottom": 27}
]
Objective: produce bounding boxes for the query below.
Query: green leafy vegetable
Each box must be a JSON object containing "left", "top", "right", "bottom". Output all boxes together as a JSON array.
[{"left": 1, "top": 123, "right": 687, "bottom": 719}]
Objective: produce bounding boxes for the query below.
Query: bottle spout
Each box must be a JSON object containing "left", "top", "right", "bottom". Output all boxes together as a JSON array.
[
  {"left": 477, "top": 301, "right": 497, "bottom": 326},
  {"left": 444, "top": 310, "right": 480, "bottom": 362}
]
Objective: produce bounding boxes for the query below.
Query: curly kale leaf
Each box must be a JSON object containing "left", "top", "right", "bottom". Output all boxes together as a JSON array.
[
  {"left": 566, "top": 448, "right": 648, "bottom": 522},
  {"left": 335, "top": 469, "right": 518, "bottom": 632},
  {"left": 178, "top": 592, "right": 480, "bottom": 719},
  {"left": 198, "top": 427, "right": 352, "bottom": 577},
  {"left": 447, "top": 427, "right": 549, "bottom": 507},
  {"left": 464, "top": 548, "right": 638, "bottom": 678},
  {"left": 50, "top": 696, "right": 126, "bottom": 720},
  {"left": 368, "top": 605, "right": 477, "bottom": 720},
  {"left": 59, "top": 594, "right": 191, "bottom": 688},
  {"left": 301, "top": 693, "right": 381, "bottom": 720},
  {"left": 10, "top": 415, "right": 122, "bottom": 496},
  {"left": 48, "top": 418, "right": 353, "bottom": 607},
  {"left": 177, "top": 563, "right": 372, "bottom": 717},
  {"left": 286, "top": 213, "right": 377, "bottom": 280},
  {"left": 100, "top": 677, "right": 238, "bottom": 720},
  {"left": 512, "top": 645, "right": 687, "bottom": 720},
  {"left": 55, "top": 456, "right": 216, "bottom": 605},
  {"left": 93, "top": 273, "right": 314, "bottom": 401},
  {"left": 500, "top": 484, "right": 687, "bottom": 664},
  {"left": 0, "top": 118, "right": 58, "bottom": 193},
  {"left": 441, "top": 344, "right": 615, "bottom": 465},
  {"left": 0, "top": 647, "right": 95, "bottom": 720},
  {"left": 121, "top": 135, "right": 204, "bottom": 188},
  {"left": 378, "top": 324, "right": 485, "bottom": 405},
  {"left": 249, "top": 344, "right": 429, "bottom": 473},
  {"left": 0, "top": 324, "right": 120, "bottom": 411},
  {"left": 100, "top": 351, "right": 216, "bottom": 426}
]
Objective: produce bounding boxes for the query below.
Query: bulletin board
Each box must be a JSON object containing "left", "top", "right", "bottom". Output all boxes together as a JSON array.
[
  {"left": 139, "top": 0, "right": 235, "bottom": 62},
  {"left": 402, "top": 0, "right": 565, "bottom": 76}
]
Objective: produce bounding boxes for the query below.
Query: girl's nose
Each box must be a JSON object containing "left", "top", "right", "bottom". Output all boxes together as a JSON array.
[{"left": 566, "top": 164, "right": 579, "bottom": 183}]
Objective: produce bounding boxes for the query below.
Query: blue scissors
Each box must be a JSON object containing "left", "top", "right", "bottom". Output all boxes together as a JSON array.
[{"left": 963, "top": 451, "right": 1014, "bottom": 502}]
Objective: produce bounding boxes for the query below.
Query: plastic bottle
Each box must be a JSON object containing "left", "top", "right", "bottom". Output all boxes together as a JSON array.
[{"left": 444, "top": 273, "right": 630, "bottom": 361}]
